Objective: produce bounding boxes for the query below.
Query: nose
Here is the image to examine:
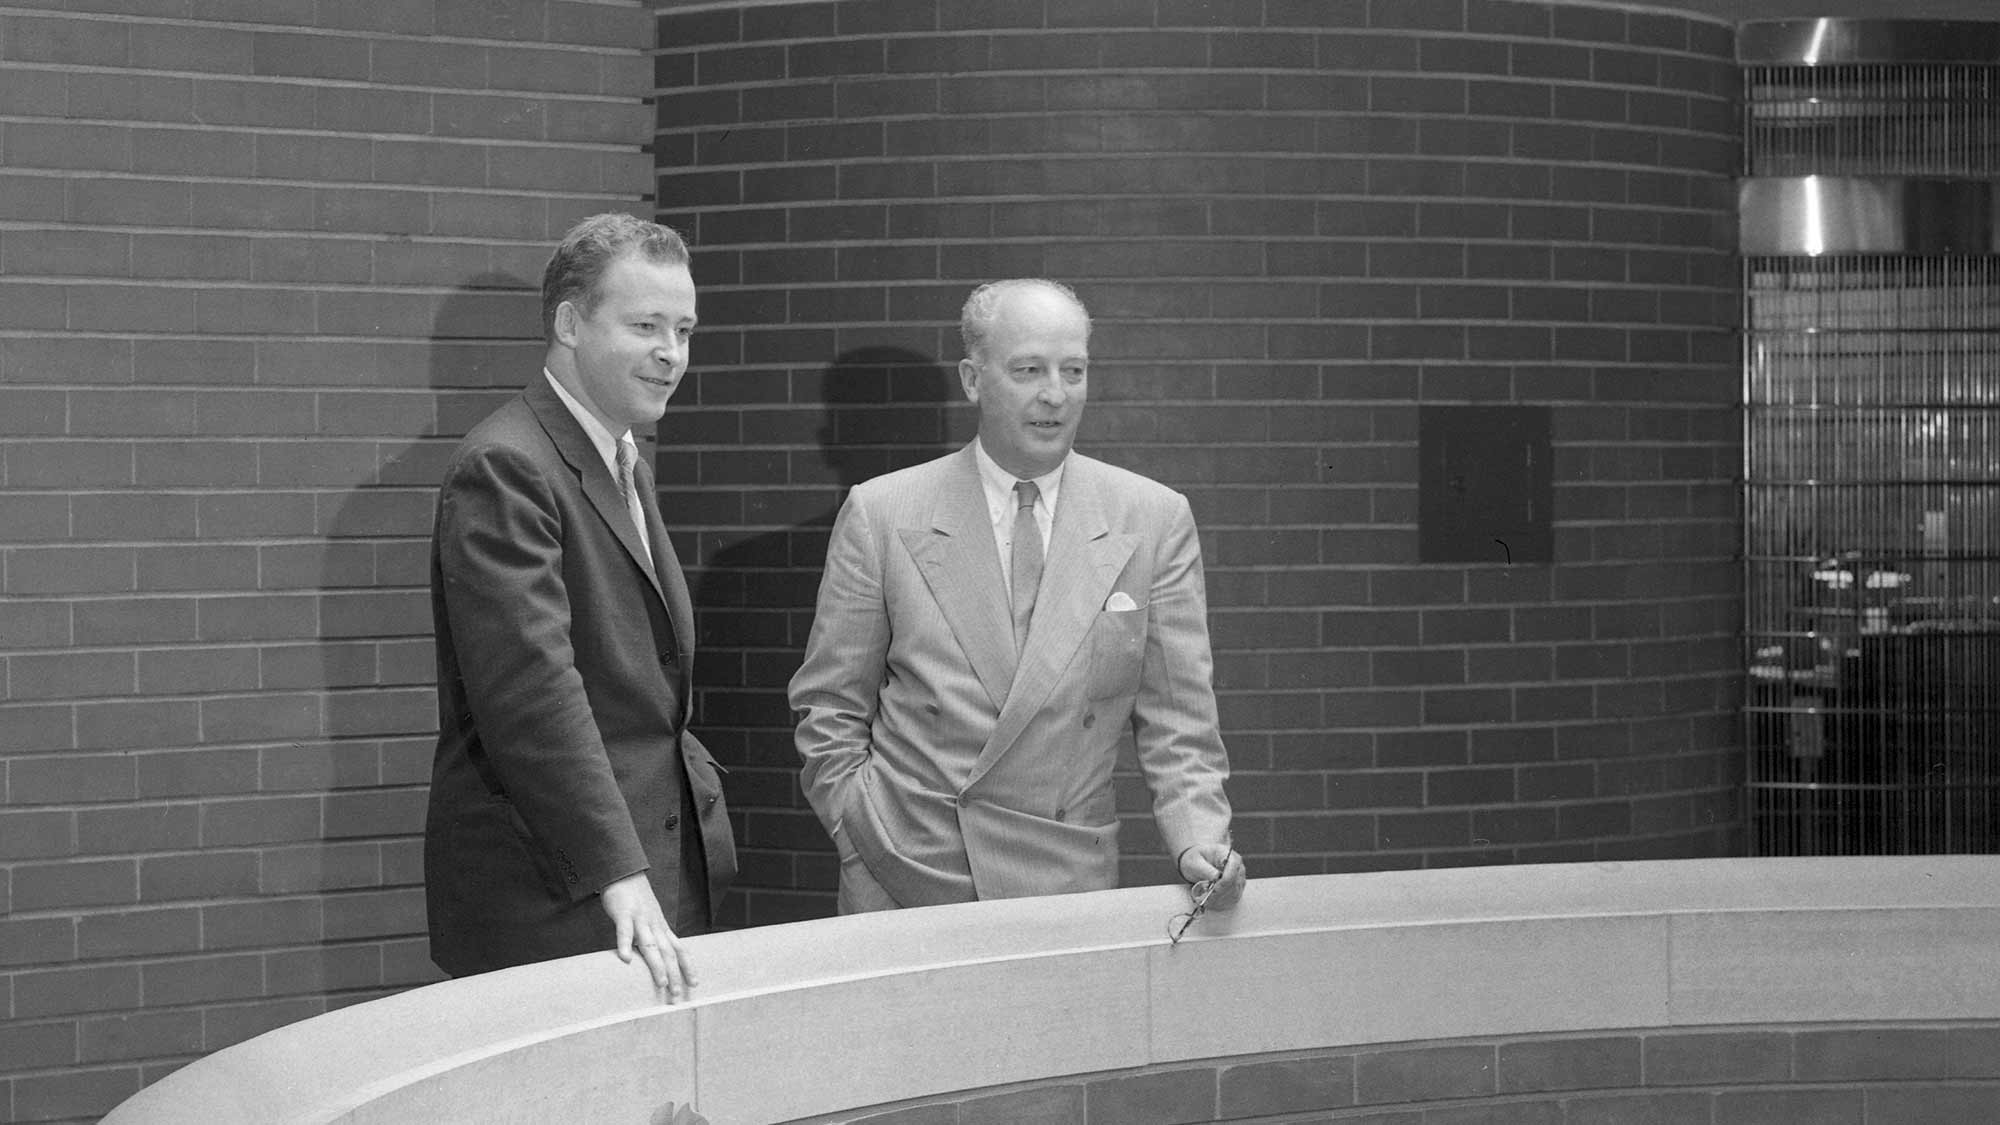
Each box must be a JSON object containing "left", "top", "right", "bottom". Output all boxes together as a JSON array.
[
  {"left": 655, "top": 336, "right": 683, "bottom": 368},
  {"left": 1036, "top": 374, "right": 1066, "bottom": 405}
]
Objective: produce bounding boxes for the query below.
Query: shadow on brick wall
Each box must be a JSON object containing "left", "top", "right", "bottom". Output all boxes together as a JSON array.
[
  {"left": 300, "top": 272, "right": 538, "bottom": 1006},
  {"left": 692, "top": 345, "right": 966, "bottom": 928}
]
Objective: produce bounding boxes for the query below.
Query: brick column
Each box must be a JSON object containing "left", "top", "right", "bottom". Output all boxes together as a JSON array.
[{"left": 655, "top": 0, "right": 1743, "bottom": 926}]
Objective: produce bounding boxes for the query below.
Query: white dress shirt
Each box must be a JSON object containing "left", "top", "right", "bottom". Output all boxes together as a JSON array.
[{"left": 545, "top": 369, "right": 651, "bottom": 566}]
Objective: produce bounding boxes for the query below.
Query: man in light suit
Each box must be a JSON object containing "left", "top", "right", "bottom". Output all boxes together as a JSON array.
[
  {"left": 425, "top": 214, "right": 735, "bottom": 998},
  {"left": 790, "top": 278, "right": 1246, "bottom": 913}
]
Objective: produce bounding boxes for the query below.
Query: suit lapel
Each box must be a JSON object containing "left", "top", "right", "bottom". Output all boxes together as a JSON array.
[
  {"left": 524, "top": 378, "right": 667, "bottom": 606},
  {"left": 966, "top": 457, "right": 1137, "bottom": 787},
  {"left": 901, "top": 447, "right": 1015, "bottom": 712},
  {"left": 636, "top": 456, "right": 695, "bottom": 717}
]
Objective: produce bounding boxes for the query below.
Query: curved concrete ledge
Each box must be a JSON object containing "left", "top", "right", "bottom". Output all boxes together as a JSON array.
[{"left": 102, "top": 857, "right": 2000, "bottom": 1125}]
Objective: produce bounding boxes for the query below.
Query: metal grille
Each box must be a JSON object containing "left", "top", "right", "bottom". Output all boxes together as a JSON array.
[
  {"left": 1747, "top": 64, "right": 2000, "bottom": 176},
  {"left": 1743, "top": 45, "right": 2000, "bottom": 856}
]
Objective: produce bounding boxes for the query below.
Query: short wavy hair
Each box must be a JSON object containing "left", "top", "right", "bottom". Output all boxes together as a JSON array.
[
  {"left": 959, "top": 278, "right": 1090, "bottom": 363},
  {"left": 540, "top": 213, "right": 691, "bottom": 341}
]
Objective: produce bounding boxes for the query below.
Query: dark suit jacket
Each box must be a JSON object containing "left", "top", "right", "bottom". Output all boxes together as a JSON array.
[{"left": 425, "top": 375, "right": 735, "bottom": 976}]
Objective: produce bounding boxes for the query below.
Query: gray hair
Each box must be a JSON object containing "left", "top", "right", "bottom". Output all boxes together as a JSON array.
[
  {"left": 959, "top": 278, "right": 1090, "bottom": 362},
  {"left": 541, "top": 213, "right": 691, "bottom": 340}
]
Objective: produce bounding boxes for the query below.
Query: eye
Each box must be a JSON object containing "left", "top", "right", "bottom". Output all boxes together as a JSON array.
[{"left": 633, "top": 321, "right": 656, "bottom": 331}]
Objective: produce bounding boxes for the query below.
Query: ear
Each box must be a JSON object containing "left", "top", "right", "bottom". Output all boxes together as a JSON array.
[
  {"left": 553, "top": 300, "right": 581, "bottom": 348},
  {"left": 957, "top": 357, "right": 980, "bottom": 404}
]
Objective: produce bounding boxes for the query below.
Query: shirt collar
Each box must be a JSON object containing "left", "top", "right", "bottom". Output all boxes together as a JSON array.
[
  {"left": 544, "top": 368, "right": 631, "bottom": 479},
  {"left": 972, "top": 438, "right": 1065, "bottom": 524}
]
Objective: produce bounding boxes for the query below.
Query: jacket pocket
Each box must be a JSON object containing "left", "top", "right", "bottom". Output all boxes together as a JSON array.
[
  {"left": 449, "top": 796, "right": 570, "bottom": 907},
  {"left": 697, "top": 757, "right": 739, "bottom": 888},
  {"left": 1087, "top": 604, "right": 1148, "bottom": 700}
]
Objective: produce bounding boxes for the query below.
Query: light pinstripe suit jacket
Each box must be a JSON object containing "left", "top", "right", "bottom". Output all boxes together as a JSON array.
[{"left": 789, "top": 443, "right": 1233, "bottom": 907}]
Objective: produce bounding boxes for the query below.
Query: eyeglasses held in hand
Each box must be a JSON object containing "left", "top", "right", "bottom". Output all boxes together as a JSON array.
[{"left": 1167, "top": 874, "right": 1221, "bottom": 946}]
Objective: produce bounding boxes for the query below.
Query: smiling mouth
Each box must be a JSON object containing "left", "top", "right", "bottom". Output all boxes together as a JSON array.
[{"left": 638, "top": 374, "right": 676, "bottom": 388}]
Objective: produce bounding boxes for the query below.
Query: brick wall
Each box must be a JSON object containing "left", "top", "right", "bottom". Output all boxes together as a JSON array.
[
  {"left": 655, "top": 0, "right": 1746, "bottom": 927},
  {"left": 785, "top": 1022, "right": 2000, "bottom": 1124},
  {"left": 1, "top": 0, "right": 1755, "bottom": 1116},
  {"left": 0, "top": 3, "right": 656, "bottom": 1121}
]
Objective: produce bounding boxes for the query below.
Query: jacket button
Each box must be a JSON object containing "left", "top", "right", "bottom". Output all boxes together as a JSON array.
[
  {"left": 659, "top": 652, "right": 673, "bottom": 666},
  {"left": 664, "top": 813, "right": 680, "bottom": 830},
  {"left": 1054, "top": 808, "right": 1066, "bottom": 822},
  {"left": 955, "top": 795, "right": 970, "bottom": 809},
  {"left": 1083, "top": 713, "right": 1095, "bottom": 728},
  {"left": 706, "top": 794, "right": 717, "bottom": 807}
]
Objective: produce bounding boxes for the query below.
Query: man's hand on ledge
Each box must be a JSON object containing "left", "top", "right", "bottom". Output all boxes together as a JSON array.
[
  {"left": 600, "top": 872, "right": 695, "bottom": 1002},
  {"left": 1177, "top": 843, "right": 1248, "bottom": 912}
]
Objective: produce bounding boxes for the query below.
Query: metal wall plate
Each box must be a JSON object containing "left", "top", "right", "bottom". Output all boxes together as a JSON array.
[
  {"left": 1741, "top": 19, "right": 2000, "bottom": 65},
  {"left": 1740, "top": 177, "right": 2000, "bottom": 255}
]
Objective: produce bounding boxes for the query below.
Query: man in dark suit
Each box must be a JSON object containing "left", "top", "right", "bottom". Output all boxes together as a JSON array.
[{"left": 425, "top": 213, "right": 735, "bottom": 999}]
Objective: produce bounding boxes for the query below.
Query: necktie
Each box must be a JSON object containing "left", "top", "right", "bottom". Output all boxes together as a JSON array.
[
  {"left": 615, "top": 439, "right": 654, "bottom": 569},
  {"left": 1011, "top": 480, "right": 1043, "bottom": 654}
]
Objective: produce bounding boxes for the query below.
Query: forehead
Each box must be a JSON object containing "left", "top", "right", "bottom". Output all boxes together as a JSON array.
[
  {"left": 987, "top": 288, "right": 1088, "bottom": 355},
  {"left": 593, "top": 253, "right": 694, "bottom": 311}
]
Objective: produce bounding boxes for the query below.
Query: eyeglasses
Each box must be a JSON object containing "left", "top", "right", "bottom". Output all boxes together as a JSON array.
[{"left": 1167, "top": 875, "right": 1220, "bottom": 946}]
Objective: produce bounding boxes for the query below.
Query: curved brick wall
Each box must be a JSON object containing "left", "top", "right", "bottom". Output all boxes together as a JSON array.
[{"left": 652, "top": 0, "right": 1744, "bottom": 924}]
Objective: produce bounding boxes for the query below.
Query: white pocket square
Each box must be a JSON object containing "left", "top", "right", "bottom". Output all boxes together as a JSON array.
[{"left": 1104, "top": 591, "right": 1138, "bottom": 612}]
